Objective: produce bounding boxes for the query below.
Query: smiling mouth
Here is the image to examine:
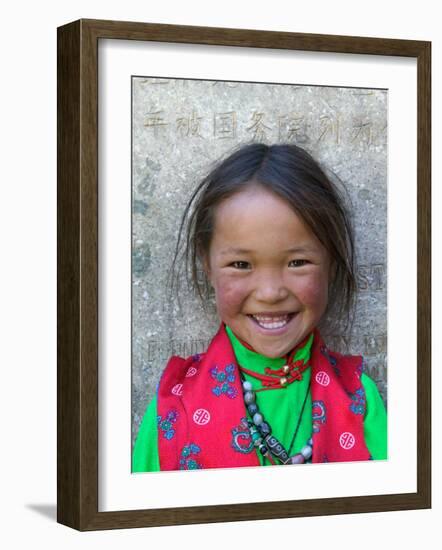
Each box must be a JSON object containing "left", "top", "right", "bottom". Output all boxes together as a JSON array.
[{"left": 248, "top": 313, "right": 296, "bottom": 330}]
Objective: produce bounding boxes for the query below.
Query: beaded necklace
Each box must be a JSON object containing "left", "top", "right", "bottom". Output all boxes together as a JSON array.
[
  {"left": 240, "top": 374, "right": 313, "bottom": 465},
  {"left": 228, "top": 326, "right": 314, "bottom": 465}
]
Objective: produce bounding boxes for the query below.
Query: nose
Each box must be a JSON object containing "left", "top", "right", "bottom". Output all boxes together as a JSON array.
[{"left": 253, "top": 269, "right": 289, "bottom": 303}]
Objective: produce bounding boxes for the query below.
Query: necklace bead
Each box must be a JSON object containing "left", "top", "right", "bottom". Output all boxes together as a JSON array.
[
  {"left": 258, "top": 444, "right": 269, "bottom": 456},
  {"left": 244, "top": 391, "right": 255, "bottom": 404},
  {"left": 241, "top": 375, "right": 313, "bottom": 465},
  {"left": 289, "top": 453, "right": 305, "bottom": 464},
  {"left": 247, "top": 403, "right": 258, "bottom": 416},
  {"left": 301, "top": 444, "right": 313, "bottom": 459},
  {"left": 257, "top": 422, "right": 270, "bottom": 436}
]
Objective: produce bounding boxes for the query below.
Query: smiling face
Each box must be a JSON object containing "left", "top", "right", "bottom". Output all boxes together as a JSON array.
[{"left": 204, "top": 184, "right": 331, "bottom": 358}]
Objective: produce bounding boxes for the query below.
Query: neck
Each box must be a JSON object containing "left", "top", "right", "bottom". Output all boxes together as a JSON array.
[{"left": 225, "top": 324, "right": 314, "bottom": 372}]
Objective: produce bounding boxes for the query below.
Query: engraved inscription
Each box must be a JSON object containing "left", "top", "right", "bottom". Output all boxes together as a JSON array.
[
  {"left": 357, "top": 263, "right": 386, "bottom": 291},
  {"left": 351, "top": 119, "right": 373, "bottom": 147},
  {"left": 317, "top": 114, "right": 340, "bottom": 144},
  {"left": 176, "top": 110, "right": 204, "bottom": 138},
  {"left": 137, "top": 106, "right": 386, "bottom": 150},
  {"left": 278, "top": 113, "right": 309, "bottom": 143},
  {"left": 144, "top": 111, "right": 169, "bottom": 136},
  {"left": 247, "top": 112, "right": 272, "bottom": 141},
  {"left": 214, "top": 112, "right": 237, "bottom": 139},
  {"left": 147, "top": 339, "right": 211, "bottom": 362}
]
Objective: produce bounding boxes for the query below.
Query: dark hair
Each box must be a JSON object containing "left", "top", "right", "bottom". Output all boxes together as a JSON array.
[{"left": 170, "top": 143, "right": 357, "bottom": 328}]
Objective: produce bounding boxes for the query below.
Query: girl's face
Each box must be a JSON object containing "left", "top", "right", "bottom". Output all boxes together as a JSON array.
[{"left": 205, "top": 184, "right": 331, "bottom": 358}]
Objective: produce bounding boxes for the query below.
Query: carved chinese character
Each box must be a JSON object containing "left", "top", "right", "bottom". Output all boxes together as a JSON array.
[
  {"left": 144, "top": 111, "right": 169, "bottom": 137},
  {"left": 278, "top": 113, "right": 309, "bottom": 143},
  {"left": 317, "top": 114, "right": 341, "bottom": 144},
  {"left": 351, "top": 119, "right": 372, "bottom": 147},
  {"left": 246, "top": 112, "right": 272, "bottom": 141},
  {"left": 176, "top": 110, "right": 204, "bottom": 138},
  {"left": 214, "top": 112, "right": 237, "bottom": 139}
]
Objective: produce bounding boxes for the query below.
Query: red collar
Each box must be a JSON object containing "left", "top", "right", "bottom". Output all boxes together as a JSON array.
[{"left": 231, "top": 328, "right": 313, "bottom": 390}]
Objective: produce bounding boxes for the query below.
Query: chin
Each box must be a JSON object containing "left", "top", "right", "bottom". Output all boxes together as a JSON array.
[{"left": 252, "top": 341, "right": 293, "bottom": 359}]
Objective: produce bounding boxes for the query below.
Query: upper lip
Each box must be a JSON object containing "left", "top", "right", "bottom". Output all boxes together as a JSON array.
[{"left": 248, "top": 312, "right": 296, "bottom": 317}]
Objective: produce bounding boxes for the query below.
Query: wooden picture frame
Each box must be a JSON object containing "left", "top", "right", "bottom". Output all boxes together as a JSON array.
[{"left": 57, "top": 18, "right": 431, "bottom": 531}]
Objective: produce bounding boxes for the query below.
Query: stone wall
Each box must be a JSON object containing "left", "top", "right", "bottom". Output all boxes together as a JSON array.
[{"left": 131, "top": 77, "right": 388, "bottom": 446}]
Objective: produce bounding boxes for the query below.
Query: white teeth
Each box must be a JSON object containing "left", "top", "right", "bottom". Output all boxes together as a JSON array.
[
  {"left": 251, "top": 314, "right": 291, "bottom": 329},
  {"left": 253, "top": 315, "right": 287, "bottom": 321}
]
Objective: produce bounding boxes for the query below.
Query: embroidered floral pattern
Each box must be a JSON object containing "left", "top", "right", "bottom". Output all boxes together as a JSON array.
[
  {"left": 347, "top": 387, "right": 366, "bottom": 415},
  {"left": 157, "top": 409, "right": 179, "bottom": 440},
  {"left": 231, "top": 417, "right": 254, "bottom": 454},
  {"left": 179, "top": 443, "right": 203, "bottom": 470},
  {"left": 210, "top": 363, "right": 238, "bottom": 398},
  {"left": 312, "top": 400, "right": 327, "bottom": 433}
]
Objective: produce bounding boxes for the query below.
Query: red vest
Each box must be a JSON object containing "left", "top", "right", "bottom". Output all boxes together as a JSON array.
[{"left": 157, "top": 325, "right": 370, "bottom": 470}]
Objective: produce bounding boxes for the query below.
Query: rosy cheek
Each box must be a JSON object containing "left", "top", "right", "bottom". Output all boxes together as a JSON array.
[
  {"left": 213, "top": 276, "right": 247, "bottom": 312},
  {"left": 296, "top": 273, "right": 329, "bottom": 305}
]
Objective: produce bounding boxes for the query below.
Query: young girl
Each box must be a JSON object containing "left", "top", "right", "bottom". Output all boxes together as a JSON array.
[{"left": 133, "top": 143, "right": 387, "bottom": 471}]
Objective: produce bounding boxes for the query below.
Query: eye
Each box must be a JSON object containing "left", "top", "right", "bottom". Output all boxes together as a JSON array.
[
  {"left": 289, "top": 259, "right": 309, "bottom": 268},
  {"left": 229, "top": 261, "right": 251, "bottom": 270}
]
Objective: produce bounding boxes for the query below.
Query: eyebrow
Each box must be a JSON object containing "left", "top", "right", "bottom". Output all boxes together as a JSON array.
[
  {"left": 284, "top": 246, "right": 318, "bottom": 254},
  {"left": 219, "top": 247, "right": 253, "bottom": 256},
  {"left": 219, "top": 246, "right": 317, "bottom": 256}
]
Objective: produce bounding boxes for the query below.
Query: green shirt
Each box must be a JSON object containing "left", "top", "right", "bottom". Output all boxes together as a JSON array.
[{"left": 133, "top": 328, "right": 387, "bottom": 471}]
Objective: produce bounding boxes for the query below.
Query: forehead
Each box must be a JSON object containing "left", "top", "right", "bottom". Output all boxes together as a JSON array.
[{"left": 211, "top": 185, "right": 323, "bottom": 253}]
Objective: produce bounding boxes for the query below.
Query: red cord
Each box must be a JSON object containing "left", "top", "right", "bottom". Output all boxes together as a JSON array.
[{"left": 239, "top": 360, "right": 309, "bottom": 390}]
